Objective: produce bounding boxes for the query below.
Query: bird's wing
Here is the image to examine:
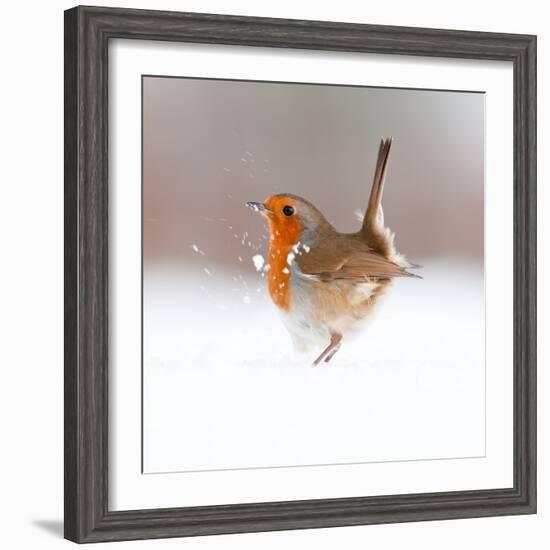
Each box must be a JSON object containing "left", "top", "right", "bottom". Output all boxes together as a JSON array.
[{"left": 296, "top": 240, "right": 418, "bottom": 281}]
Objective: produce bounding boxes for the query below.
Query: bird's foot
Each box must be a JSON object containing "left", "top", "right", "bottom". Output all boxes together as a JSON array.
[
  {"left": 312, "top": 333, "right": 343, "bottom": 366},
  {"left": 324, "top": 344, "right": 341, "bottom": 363}
]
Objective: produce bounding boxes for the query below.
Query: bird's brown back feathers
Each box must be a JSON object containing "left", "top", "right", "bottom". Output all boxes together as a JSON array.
[
  {"left": 296, "top": 234, "right": 416, "bottom": 281},
  {"left": 295, "top": 138, "right": 418, "bottom": 281}
]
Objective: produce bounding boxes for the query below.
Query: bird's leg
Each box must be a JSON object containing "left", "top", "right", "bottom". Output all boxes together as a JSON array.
[
  {"left": 324, "top": 341, "right": 342, "bottom": 363},
  {"left": 312, "top": 333, "right": 343, "bottom": 366}
]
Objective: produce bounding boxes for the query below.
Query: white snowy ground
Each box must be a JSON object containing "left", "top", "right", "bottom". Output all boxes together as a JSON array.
[{"left": 143, "top": 258, "right": 485, "bottom": 473}]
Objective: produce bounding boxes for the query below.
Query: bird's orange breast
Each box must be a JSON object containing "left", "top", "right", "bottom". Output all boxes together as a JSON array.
[
  {"left": 263, "top": 196, "right": 305, "bottom": 311},
  {"left": 267, "top": 243, "right": 293, "bottom": 310}
]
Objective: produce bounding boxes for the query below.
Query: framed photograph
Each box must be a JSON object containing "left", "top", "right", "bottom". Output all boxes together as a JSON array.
[{"left": 64, "top": 5, "right": 536, "bottom": 543}]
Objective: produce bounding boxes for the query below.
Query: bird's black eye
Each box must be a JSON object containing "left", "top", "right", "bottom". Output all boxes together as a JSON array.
[{"left": 282, "top": 205, "right": 294, "bottom": 216}]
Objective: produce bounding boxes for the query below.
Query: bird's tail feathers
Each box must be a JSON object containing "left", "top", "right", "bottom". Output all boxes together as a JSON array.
[
  {"left": 362, "top": 137, "right": 392, "bottom": 237},
  {"left": 360, "top": 137, "right": 395, "bottom": 259}
]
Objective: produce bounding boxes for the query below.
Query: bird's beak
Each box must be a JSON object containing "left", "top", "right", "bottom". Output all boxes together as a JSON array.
[{"left": 246, "top": 201, "right": 270, "bottom": 215}]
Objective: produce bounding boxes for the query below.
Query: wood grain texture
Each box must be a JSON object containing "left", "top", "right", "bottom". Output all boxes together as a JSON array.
[{"left": 64, "top": 5, "right": 537, "bottom": 543}]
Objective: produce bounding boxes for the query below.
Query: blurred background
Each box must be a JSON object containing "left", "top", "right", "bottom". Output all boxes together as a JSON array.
[
  {"left": 142, "top": 76, "right": 485, "bottom": 474},
  {"left": 143, "top": 76, "right": 484, "bottom": 267}
]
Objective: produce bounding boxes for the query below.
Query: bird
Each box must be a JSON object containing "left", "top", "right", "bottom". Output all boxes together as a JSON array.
[{"left": 247, "top": 138, "right": 419, "bottom": 365}]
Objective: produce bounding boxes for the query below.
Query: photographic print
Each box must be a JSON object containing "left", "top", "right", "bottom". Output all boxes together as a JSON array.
[
  {"left": 142, "top": 76, "right": 485, "bottom": 474},
  {"left": 65, "top": 7, "right": 536, "bottom": 541}
]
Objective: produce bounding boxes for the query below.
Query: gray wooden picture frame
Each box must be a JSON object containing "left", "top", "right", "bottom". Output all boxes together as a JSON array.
[{"left": 64, "top": 5, "right": 537, "bottom": 543}]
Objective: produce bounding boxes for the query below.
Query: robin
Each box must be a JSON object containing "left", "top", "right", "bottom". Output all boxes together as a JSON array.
[{"left": 247, "top": 138, "right": 419, "bottom": 365}]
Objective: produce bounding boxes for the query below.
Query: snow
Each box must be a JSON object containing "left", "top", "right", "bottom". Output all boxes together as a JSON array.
[
  {"left": 252, "top": 254, "right": 265, "bottom": 271},
  {"left": 143, "top": 258, "right": 485, "bottom": 473},
  {"left": 191, "top": 244, "right": 205, "bottom": 255}
]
